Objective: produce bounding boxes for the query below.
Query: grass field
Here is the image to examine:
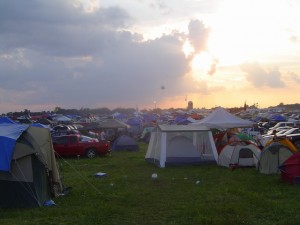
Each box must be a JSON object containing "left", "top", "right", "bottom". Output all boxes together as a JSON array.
[{"left": 1, "top": 143, "right": 300, "bottom": 225}]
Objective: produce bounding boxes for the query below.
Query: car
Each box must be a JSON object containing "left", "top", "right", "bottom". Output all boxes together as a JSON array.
[
  {"left": 53, "top": 134, "right": 111, "bottom": 158},
  {"left": 281, "top": 127, "right": 300, "bottom": 135},
  {"left": 264, "top": 127, "right": 292, "bottom": 136},
  {"left": 79, "top": 135, "right": 99, "bottom": 142},
  {"left": 287, "top": 133, "right": 300, "bottom": 150},
  {"left": 269, "top": 122, "right": 298, "bottom": 130}
]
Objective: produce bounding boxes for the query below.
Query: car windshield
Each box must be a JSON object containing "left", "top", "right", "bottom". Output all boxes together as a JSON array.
[
  {"left": 79, "top": 135, "right": 97, "bottom": 142},
  {"left": 284, "top": 128, "right": 299, "bottom": 135}
]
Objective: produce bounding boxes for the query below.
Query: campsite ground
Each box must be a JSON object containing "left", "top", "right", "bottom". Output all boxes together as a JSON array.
[{"left": 1, "top": 143, "right": 300, "bottom": 225}]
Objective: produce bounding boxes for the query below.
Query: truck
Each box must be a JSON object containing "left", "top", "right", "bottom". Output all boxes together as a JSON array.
[{"left": 53, "top": 134, "right": 111, "bottom": 158}]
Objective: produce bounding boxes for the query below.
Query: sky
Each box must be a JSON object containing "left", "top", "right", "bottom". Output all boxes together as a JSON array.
[{"left": 0, "top": 0, "right": 300, "bottom": 113}]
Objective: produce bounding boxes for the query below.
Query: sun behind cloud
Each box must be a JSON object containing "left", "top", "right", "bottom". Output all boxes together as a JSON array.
[{"left": 206, "top": 0, "right": 296, "bottom": 67}]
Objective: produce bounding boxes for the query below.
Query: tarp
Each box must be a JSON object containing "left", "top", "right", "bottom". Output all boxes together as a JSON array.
[
  {"left": 0, "top": 124, "right": 29, "bottom": 171},
  {"left": 191, "top": 107, "right": 254, "bottom": 129}
]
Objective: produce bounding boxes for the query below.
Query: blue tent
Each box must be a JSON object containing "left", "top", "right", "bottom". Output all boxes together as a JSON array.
[
  {"left": 0, "top": 123, "right": 63, "bottom": 208},
  {"left": 269, "top": 114, "right": 286, "bottom": 122},
  {"left": 0, "top": 123, "right": 28, "bottom": 171},
  {"left": 126, "top": 117, "right": 143, "bottom": 126},
  {"left": 0, "top": 116, "right": 17, "bottom": 124}
]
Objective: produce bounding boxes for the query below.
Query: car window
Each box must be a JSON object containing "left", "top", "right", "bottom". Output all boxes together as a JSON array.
[
  {"left": 56, "top": 136, "right": 68, "bottom": 144},
  {"left": 70, "top": 136, "right": 77, "bottom": 144},
  {"left": 289, "top": 128, "right": 299, "bottom": 134}
]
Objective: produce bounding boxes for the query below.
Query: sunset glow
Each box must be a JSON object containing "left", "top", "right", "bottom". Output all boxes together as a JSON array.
[{"left": 0, "top": 0, "right": 299, "bottom": 113}]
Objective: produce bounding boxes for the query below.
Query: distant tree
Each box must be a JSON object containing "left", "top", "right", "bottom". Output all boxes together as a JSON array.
[{"left": 54, "top": 107, "right": 61, "bottom": 112}]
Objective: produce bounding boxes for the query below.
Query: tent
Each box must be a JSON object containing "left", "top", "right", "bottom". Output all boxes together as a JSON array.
[
  {"left": 264, "top": 138, "right": 297, "bottom": 152},
  {"left": 0, "top": 116, "right": 17, "bottom": 124},
  {"left": 279, "top": 151, "right": 300, "bottom": 185},
  {"left": 112, "top": 135, "right": 139, "bottom": 151},
  {"left": 258, "top": 142, "right": 294, "bottom": 174},
  {"left": 145, "top": 124, "right": 218, "bottom": 168},
  {"left": 97, "top": 118, "right": 130, "bottom": 141},
  {"left": 54, "top": 115, "right": 72, "bottom": 123},
  {"left": 0, "top": 123, "right": 63, "bottom": 208},
  {"left": 140, "top": 126, "right": 155, "bottom": 143},
  {"left": 218, "top": 143, "right": 261, "bottom": 168},
  {"left": 98, "top": 118, "right": 130, "bottom": 129},
  {"left": 191, "top": 107, "right": 254, "bottom": 129}
]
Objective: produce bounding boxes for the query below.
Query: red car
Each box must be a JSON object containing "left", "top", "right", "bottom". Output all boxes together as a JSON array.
[{"left": 53, "top": 134, "right": 111, "bottom": 158}]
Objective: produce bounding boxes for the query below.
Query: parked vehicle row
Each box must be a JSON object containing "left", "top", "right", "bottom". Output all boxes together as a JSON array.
[{"left": 261, "top": 126, "right": 300, "bottom": 149}]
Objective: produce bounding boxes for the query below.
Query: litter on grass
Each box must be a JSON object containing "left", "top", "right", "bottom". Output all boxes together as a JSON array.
[
  {"left": 44, "top": 199, "right": 56, "bottom": 207},
  {"left": 94, "top": 172, "right": 107, "bottom": 178},
  {"left": 151, "top": 173, "right": 158, "bottom": 179}
]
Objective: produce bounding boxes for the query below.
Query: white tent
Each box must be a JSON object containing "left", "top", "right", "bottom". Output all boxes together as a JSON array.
[
  {"left": 145, "top": 124, "right": 218, "bottom": 168},
  {"left": 54, "top": 115, "right": 72, "bottom": 122},
  {"left": 218, "top": 143, "right": 261, "bottom": 168},
  {"left": 191, "top": 107, "right": 254, "bottom": 129}
]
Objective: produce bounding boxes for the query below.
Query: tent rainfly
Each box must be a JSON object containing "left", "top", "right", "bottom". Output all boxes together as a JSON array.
[{"left": 145, "top": 124, "right": 218, "bottom": 168}]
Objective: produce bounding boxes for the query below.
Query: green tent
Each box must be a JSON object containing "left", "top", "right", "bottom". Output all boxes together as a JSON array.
[{"left": 0, "top": 124, "right": 63, "bottom": 208}]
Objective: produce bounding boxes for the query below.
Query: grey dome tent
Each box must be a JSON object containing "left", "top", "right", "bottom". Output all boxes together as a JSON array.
[
  {"left": 112, "top": 135, "right": 139, "bottom": 151},
  {"left": 218, "top": 143, "right": 261, "bottom": 168},
  {"left": 0, "top": 123, "right": 63, "bottom": 208},
  {"left": 258, "top": 142, "right": 294, "bottom": 174}
]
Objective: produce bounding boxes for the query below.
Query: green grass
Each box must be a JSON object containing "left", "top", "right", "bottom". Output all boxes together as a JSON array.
[{"left": 1, "top": 143, "right": 300, "bottom": 225}]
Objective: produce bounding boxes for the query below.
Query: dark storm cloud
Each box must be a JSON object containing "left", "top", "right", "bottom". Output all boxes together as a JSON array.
[
  {"left": 0, "top": 0, "right": 132, "bottom": 56},
  {"left": 0, "top": 0, "right": 210, "bottom": 110}
]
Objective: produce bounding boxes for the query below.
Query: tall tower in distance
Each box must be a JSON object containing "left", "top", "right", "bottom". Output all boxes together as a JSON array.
[{"left": 187, "top": 101, "right": 193, "bottom": 110}]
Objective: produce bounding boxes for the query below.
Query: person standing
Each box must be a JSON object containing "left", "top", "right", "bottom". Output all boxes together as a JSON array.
[
  {"left": 100, "top": 130, "right": 107, "bottom": 141},
  {"left": 255, "top": 130, "right": 264, "bottom": 150}
]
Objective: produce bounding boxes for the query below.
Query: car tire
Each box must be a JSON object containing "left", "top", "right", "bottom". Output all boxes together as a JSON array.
[{"left": 86, "top": 149, "right": 97, "bottom": 159}]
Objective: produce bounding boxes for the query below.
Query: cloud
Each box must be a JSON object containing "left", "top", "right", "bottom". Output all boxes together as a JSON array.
[
  {"left": 207, "top": 58, "right": 219, "bottom": 76},
  {"left": 0, "top": 1, "right": 214, "bottom": 111},
  {"left": 187, "top": 20, "right": 210, "bottom": 54},
  {"left": 289, "top": 35, "right": 298, "bottom": 43},
  {"left": 240, "top": 62, "right": 285, "bottom": 88},
  {"left": 289, "top": 71, "right": 300, "bottom": 84}
]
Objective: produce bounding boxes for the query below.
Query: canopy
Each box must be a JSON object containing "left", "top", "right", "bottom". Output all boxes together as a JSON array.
[
  {"left": 98, "top": 118, "right": 130, "bottom": 129},
  {"left": 191, "top": 107, "right": 254, "bottom": 129}
]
